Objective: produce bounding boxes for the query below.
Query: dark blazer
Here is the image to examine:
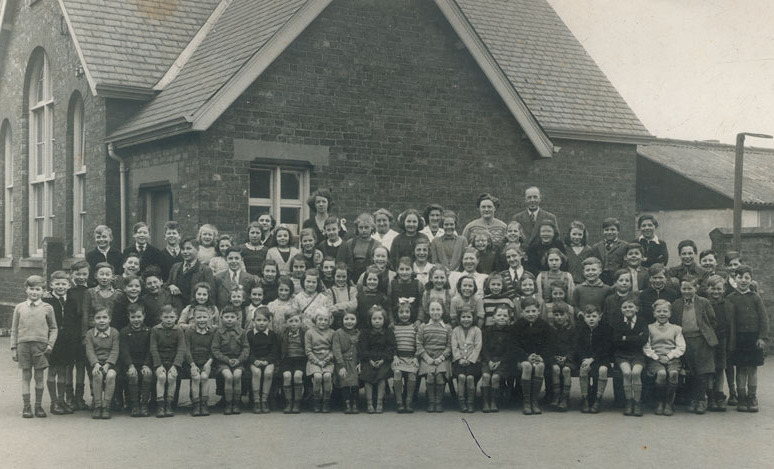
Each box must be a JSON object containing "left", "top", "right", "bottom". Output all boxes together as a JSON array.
[
  {"left": 85, "top": 247, "right": 124, "bottom": 284},
  {"left": 214, "top": 269, "right": 259, "bottom": 310},
  {"left": 590, "top": 239, "right": 628, "bottom": 275},
  {"left": 168, "top": 260, "right": 216, "bottom": 311},
  {"left": 123, "top": 244, "right": 165, "bottom": 276},
  {"left": 671, "top": 296, "right": 718, "bottom": 347},
  {"left": 636, "top": 237, "right": 668, "bottom": 268},
  {"left": 159, "top": 248, "right": 183, "bottom": 283},
  {"left": 511, "top": 209, "right": 559, "bottom": 245}
]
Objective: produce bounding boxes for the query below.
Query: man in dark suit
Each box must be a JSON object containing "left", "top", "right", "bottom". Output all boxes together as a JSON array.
[
  {"left": 214, "top": 246, "right": 259, "bottom": 309},
  {"left": 511, "top": 186, "right": 559, "bottom": 245}
]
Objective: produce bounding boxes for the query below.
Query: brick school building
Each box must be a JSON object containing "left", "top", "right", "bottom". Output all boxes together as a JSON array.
[{"left": 0, "top": 0, "right": 651, "bottom": 321}]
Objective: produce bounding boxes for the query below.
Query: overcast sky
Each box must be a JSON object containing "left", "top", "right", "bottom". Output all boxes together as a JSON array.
[{"left": 548, "top": 0, "right": 774, "bottom": 148}]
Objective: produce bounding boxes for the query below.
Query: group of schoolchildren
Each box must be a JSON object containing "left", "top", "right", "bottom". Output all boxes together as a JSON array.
[{"left": 9, "top": 187, "right": 768, "bottom": 420}]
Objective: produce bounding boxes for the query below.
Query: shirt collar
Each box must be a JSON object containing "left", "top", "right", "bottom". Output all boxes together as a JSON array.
[
  {"left": 638, "top": 234, "right": 660, "bottom": 243},
  {"left": 253, "top": 327, "right": 269, "bottom": 336},
  {"left": 94, "top": 328, "right": 110, "bottom": 337},
  {"left": 195, "top": 327, "right": 209, "bottom": 335},
  {"left": 28, "top": 299, "right": 41, "bottom": 307},
  {"left": 136, "top": 243, "right": 147, "bottom": 252},
  {"left": 53, "top": 293, "right": 67, "bottom": 303},
  {"left": 327, "top": 238, "right": 342, "bottom": 247},
  {"left": 98, "top": 246, "right": 111, "bottom": 255},
  {"left": 167, "top": 246, "right": 180, "bottom": 256}
]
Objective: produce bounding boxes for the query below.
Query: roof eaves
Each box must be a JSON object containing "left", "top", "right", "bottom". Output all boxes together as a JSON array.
[
  {"left": 95, "top": 83, "right": 157, "bottom": 101},
  {"left": 637, "top": 147, "right": 736, "bottom": 202},
  {"left": 434, "top": 0, "right": 554, "bottom": 158},
  {"left": 154, "top": 0, "right": 233, "bottom": 91},
  {"left": 547, "top": 128, "right": 655, "bottom": 146},
  {"left": 56, "top": 0, "right": 98, "bottom": 96},
  {"left": 0, "top": 0, "right": 7, "bottom": 34},
  {"left": 108, "top": 117, "right": 192, "bottom": 149},
  {"left": 190, "top": 0, "right": 333, "bottom": 131}
]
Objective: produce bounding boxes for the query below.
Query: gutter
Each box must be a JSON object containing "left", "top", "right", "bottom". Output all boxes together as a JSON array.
[{"left": 107, "top": 143, "right": 127, "bottom": 250}]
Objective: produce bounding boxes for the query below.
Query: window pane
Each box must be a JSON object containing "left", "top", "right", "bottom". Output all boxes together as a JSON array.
[
  {"left": 35, "top": 112, "right": 44, "bottom": 176},
  {"left": 34, "top": 185, "right": 43, "bottom": 215},
  {"left": 249, "top": 205, "right": 272, "bottom": 223},
  {"left": 35, "top": 66, "right": 45, "bottom": 104},
  {"left": 73, "top": 101, "right": 84, "bottom": 170},
  {"left": 280, "top": 172, "right": 300, "bottom": 200},
  {"left": 36, "top": 219, "right": 43, "bottom": 250},
  {"left": 250, "top": 170, "right": 271, "bottom": 199},
  {"left": 280, "top": 207, "right": 300, "bottom": 235}
]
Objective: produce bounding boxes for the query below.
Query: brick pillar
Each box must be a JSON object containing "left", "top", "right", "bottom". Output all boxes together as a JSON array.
[{"left": 43, "top": 237, "right": 65, "bottom": 279}]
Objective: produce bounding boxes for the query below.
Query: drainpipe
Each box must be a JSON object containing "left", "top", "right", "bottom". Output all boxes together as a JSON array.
[{"left": 107, "top": 143, "right": 127, "bottom": 250}]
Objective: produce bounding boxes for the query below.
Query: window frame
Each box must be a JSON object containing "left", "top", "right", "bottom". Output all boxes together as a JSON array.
[
  {"left": 248, "top": 165, "right": 309, "bottom": 235},
  {"left": 1, "top": 121, "right": 11, "bottom": 258},
  {"left": 27, "top": 52, "right": 55, "bottom": 257},
  {"left": 71, "top": 96, "right": 86, "bottom": 257}
]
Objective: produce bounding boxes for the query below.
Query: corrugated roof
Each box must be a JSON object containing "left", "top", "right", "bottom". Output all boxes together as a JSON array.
[
  {"left": 455, "top": 0, "right": 650, "bottom": 139},
  {"left": 62, "top": 0, "right": 220, "bottom": 89},
  {"left": 109, "top": 0, "right": 308, "bottom": 138},
  {"left": 638, "top": 140, "right": 774, "bottom": 206}
]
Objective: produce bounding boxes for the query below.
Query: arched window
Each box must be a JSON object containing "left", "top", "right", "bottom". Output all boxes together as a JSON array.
[
  {"left": 1, "top": 120, "right": 11, "bottom": 257},
  {"left": 27, "top": 51, "right": 54, "bottom": 256},
  {"left": 70, "top": 94, "right": 86, "bottom": 256}
]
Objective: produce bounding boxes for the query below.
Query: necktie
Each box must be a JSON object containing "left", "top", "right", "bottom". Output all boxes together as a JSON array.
[
  {"left": 231, "top": 271, "right": 237, "bottom": 285},
  {"left": 183, "top": 262, "right": 191, "bottom": 273}
]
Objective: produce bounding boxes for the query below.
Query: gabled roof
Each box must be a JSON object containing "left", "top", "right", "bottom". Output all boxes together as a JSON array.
[
  {"left": 60, "top": 0, "right": 220, "bottom": 94},
  {"left": 638, "top": 139, "right": 774, "bottom": 207},
  {"left": 454, "top": 0, "right": 651, "bottom": 142},
  {"left": 108, "top": 0, "right": 650, "bottom": 150}
]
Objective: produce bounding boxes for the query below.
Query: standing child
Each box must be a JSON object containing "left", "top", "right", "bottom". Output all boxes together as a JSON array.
[
  {"left": 422, "top": 265, "right": 453, "bottom": 323},
  {"left": 481, "top": 305, "right": 522, "bottom": 412},
  {"left": 472, "top": 231, "right": 496, "bottom": 275},
  {"left": 43, "top": 271, "right": 79, "bottom": 415},
  {"left": 452, "top": 307, "right": 482, "bottom": 413},
  {"left": 482, "top": 273, "right": 515, "bottom": 329},
  {"left": 367, "top": 245, "right": 396, "bottom": 296},
  {"left": 242, "top": 219, "right": 271, "bottom": 276},
  {"left": 671, "top": 275, "right": 718, "bottom": 414},
  {"left": 168, "top": 238, "right": 216, "bottom": 312},
  {"left": 603, "top": 269, "right": 633, "bottom": 324},
  {"left": 293, "top": 268, "right": 333, "bottom": 330},
  {"left": 333, "top": 311, "right": 361, "bottom": 414},
  {"left": 178, "top": 282, "right": 219, "bottom": 329},
  {"left": 120, "top": 303, "right": 153, "bottom": 417},
  {"left": 390, "top": 257, "right": 425, "bottom": 324},
  {"left": 565, "top": 221, "right": 593, "bottom": 285},
  {"left": 525, "top": 220, "right": 566, "bottom": 276},
  {"left": 150, "top": 305, "right": 186, "bottom": 418},
  {"left": 280, "top": 313, "right": 306, "bottom": 414},
  {"left": 667, "top": 240, "right": 706, "bottom": 288},
  {"left": 517, "top": 272, "right": 541, "bottom": 312},
  {"left": 416, "top": 300, "right": 452, "bottom": 413},
  {"left": 184, "top": 306, "right": 216, "bottom": 417},
  {"left": 289, "top": 254, "right": 308, "bottom": 293},
  {"left": 590, "top": 218, "right": 627, "bottom": 285},
  {"left": 536, "top": 248, "right": 574, "bottom": 303},
  {"left": 412, "top": 239, "right": 434, "bottom": 285},
  {"left": 541, "top": 282, "right": 575, "bottom": 325},
  {"left": 390, "top": 209, "right": 430, "bottom": 268},
  {"left": 430, "top": 210, "right": 467, "bottom": 272},
  {"left": 575, "top": 305, "right": 613, "bottom": 413},
  {"left": 114, "top": 253, "right": 141, "bottom": 290},
  {"left": 112, "top": 274, "right": 143, "bottom": 334},
  {"left": 11, "top": 275, "right": 58, "bottom": 418},
  {"left": 622, "top": 243, "right": 649, "bottom": 293},
  {"left": 212, "top": 306, "right": 250, "bottom": 415},
  {"left": 358, "top": 305, "right": 396, "bottom": 413},
  {"left": 85, "top": 225, "right": 123, "bottom": 285},
  {"left": 260, "top": 260, "right": 281, "bottom": 305},
  {"left": 266, "top": 225, "right": 301, "bottom": 275},
  {"left": 638, "top": 263, "right": 679, "bottom": 324},
  {"left": 268, "top": 277, "right": 297, "bottom": 335},
  {"left": 139, "top": 267, "right": 171, "bottom": 328},
  {"left": 356, "top": 266, "right": 390, "bottom": 329},
  {"left": 391, "top": 302, "right": 419, "bottom": 413},
  {"left": 209, "top": 234, "right": 236, "bottom": 276},
  {"left": 705, "top": 275, "right": 730, "bottom": 411},
  {"left": 547, "top": 303, "right": 575, "bottom": 411},
  {"left": 247, "top": 306, "right": 280, "bottom": 414},
  {"left": 727, "top": 265, "right": 768, "bottom": 412},
  {"left": 500, "top": 243, "right": 526, "bottom": 301},
  {"left": 327, "top": 262, "right": 358, "bottom": 330},
  {"left": 299, "top": 228, "right": 324, "bottom": 270},
  {"left": 449, "top": 247, "right": 487, "bottom": 296},
  {"left": 493, "top": 221, "right": 525, "bottom": 273},
  {"left": 305, "top": 310, "right": 335, "bottom": 413},
  {"left": 197, "top": 224, "right": 218, "bottom": 265},
  {"left": 421, "top": 204, "right": 446, "bottom": 240},
  {"left": 320, "top": 257, "right": 337, "bottom": 289},
  {"left": 514, "top": 297, "right": 552, "bottom": 415},
  {"left": 450, "top": 275, "right": 485, "bottom": 328},
  {"left": 68, "top": 261, "right": 90, "bottom": 411},
  {"left": 160, "top": 221, "right": 183, "bottom": 281},
  {"left": 123, "top": 221, "right": 165, "bottom": 276},
  {"left": 85, "top": 308, "right": 119, "bottom": 419},
  {"left": 643, "top": 299, "right": 685, "bottom": 416},
  {"left": 571, "top": 257, "right": 611, "bottom": 316},
  {"left": 245, "top": 284, "right": 265, "bottom": 330},
  {"left": 318, "top": 217, "right": 345, "bottom": 261},
  {"left": 611, "top": 296, "right": 648, "bottom": 416},
  {"left": 81, "top": 262, "right": 123, "bottom": 337}
]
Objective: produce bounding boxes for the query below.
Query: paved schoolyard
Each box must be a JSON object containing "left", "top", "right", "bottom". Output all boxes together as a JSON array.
[{"left": 0, "top": 337, "right": 771, "bottom": 468}]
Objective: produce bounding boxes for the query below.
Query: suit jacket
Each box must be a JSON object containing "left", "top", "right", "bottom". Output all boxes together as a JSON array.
[
  {"left": 671, "top": 296, "right": 718, "bottom": 347},
  {"left": 429, "top": 235, "right": 468, "bottom": 271},
  {"left": 511, "top": 209, "right": 558, "bottom": 245},
  {"left": 214, "top": 269, "right": 259, "bottom": 309},
  {"left": 85, "top": 247, "right": 124, "bottom": 284},
  {"left": 168, "top": 260, "right": 216, "bottom": 311},
  {"left": 123, "top": 244, "right": 165, "bottom": 276}
]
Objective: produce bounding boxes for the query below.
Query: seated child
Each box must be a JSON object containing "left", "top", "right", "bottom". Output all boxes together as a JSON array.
[
  {"left": 390, "top": 257, "right": 425, "bottom": 324},
  {"left": 11, "top": 275, "right": 58, "bottom": 418},
  {"left": 482, "top": 273, "right": 515, "bottom": 329},
  {"left": 611, "top": 295, "right": 648, "bottom": 417},
  {"left": 280, "top": 313, "right": 306, "bottom": 414},
  {"left": 305, "top": 310, "right": 335, "bottom": 413},
  {"left": 514, "top": 297, "right": 552, "bottom": 415},
  {"left": 358, "top": 306, "right": 396, "bottom": 414},
  {"left": 481, "top": 305, "right": 523, "bottom": 413},
  {"left": 327, "top": 262, "right": 358, "bottom": 330},
  {"left": 85, "top": 308, "right": 119, "bottom": 419},
  {"left": 450, "top": 275, "right": 484, "bottom": 328},
  {"left": 391, "top": 301, "right": 419, "bottom": 413},
  {"left": 643, "top": 299, "right": 686, "bottom": 416},
  {"left": 637, "top": 263, "right": 679, "bottom": 324},
  {"left": 247, "top": 306, "right": 280, "bottom": 414},
  {"left": 575, "top": 305, "right": 613, "bottom": 414},
  {"left": 571, "top": 257, "right": 611, "bottom": 316},
  {"left": 119, "top": 303, "right": 153, "bottom": 417},
  {"left": 333, "top": 311, "right": 361, "bottom": 414},
  {"left": 184, "top": 306, "right": 216, "bottom": 417},
  {"left": 452, "top": 307, "right": 482, "bottom": 413},
  {"left": 150, "top": 305, "right": 186, "bottom": 418},
  {"left": 547, "top": 303, "right": 576, "bottom": 411},
  {"left": 212, "top": 306, "right": 250, "bottom": 415}
]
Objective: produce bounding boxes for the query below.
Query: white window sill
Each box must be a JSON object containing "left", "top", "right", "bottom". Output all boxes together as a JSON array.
[
  {"left": 19, "top": 257, "right": 43, "bottom": 268},
  {"left": 0, "top": 257, "right": 12, "bottom": 268},
  {"left": 63, "top": 256, "right": 85, "bottom": 269}
]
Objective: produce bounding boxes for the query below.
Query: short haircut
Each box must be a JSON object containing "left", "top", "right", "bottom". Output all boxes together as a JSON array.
[
  {"left": 602, "top": 217, "right": 621, "bottom": 231},
  {"left": 637, "top": 214, "right": 658, "bottom": 228},
  {"left": 132, "top": 221, "right": 148, "bottom": 233},
  {"left": 306, "top": 188, "right": 334, "bottom": 213},
  {"left": 323, "top": 216, "right": 340, "bottom": 228},
  {"left": 455, "top": 274, "right": 479, "bottom": 296},
  {"left": 493, "top": 303, "right": 513, "bottom": 315},
  {"left": 582, "top": 257, "right": 601, "bottom": 268},
  {"left": 652, "top": 299, "right": 671, "bottom": 313},
  {"left": 262, "top": 258, "right": 279, "bottom": 271},
  {"left": 520, "top": 296, "right": 540, "bottom": 310},
  {"left": 735, "top": 264, "right": 753, "bottom": 276},
  {"left": 484, "top": 272, "right": 504, "bottom": 293},
  {"left": 355, "top": 213, "right": 376, "bottom": 232},
  {"left": 299, "top": 228, "right": 317, "bottom": 245},
  {"left": 548, "top": 280, "right": 566, "bottom": 293},
  {"left": 724, "top": 251, "right": 742, "bottom": 265},
  {"left": 612, "top": 269, "right": 631, "bottom": 284},
  {"left": 181, "top": 237, "right": 199, "bottom": 249},
  {"left": 476, "top": 192, "right": 500, "bottom": 210},
  {"left": 368, "top": 304, "right": 387, "bottom": 322},
  {"left": 290, "top": 253, "right": 308, "bottom": 268},
  {"left": 193, "top": 305, "right": 211, "bottom": 316},
  {"left": 224, "top": 246, "right": 243, "bottom": 258},
  {"left": 127, "top": 303, "right": 145, "bottom": 316},
  {"left": 164, "top": 221, "right": 180, "bottom": 232},
  {"left": 95, "top": 262, "right": 115, "bottom": 273},
  {"left": 122, "top": 274, "right": 141, "bottom": 287},
  {"left": 159, "top": 304, "right": 176, "bottom": 317},
  {"left": 50, "top": 270, "right": 69, "bottom": 282},
  {"left": 648, "top": 263, "right": 667, "bottom": 277},
  {"left": 25, "top": 275, "right": 46, "bottom": 288},
  {"left": 504, "top": 242, "right": 524, "bottom": 257},
  {"left": 699, "top": 249, "right": 717, "bottom": 261},
  {"left": 423, "top": 204, "right": 444, "bottom": 223},
  {"left": 705, "top": 274, "right": 725, "bottom": 289},
  {"left": 71, "top": 260, "right": 90, "bottom": 271},
  {"left": 221, "top": 305, "right": 239, "bottom": 317},
  {"left": 441, "top": 210, "right": 458, "bottom": 227},
  {"left": 196, "top": 223, "right": 217, "bottom": 241},
  {"left": 620, "top": 293, "right": 638, "bottom": 306},
  {"left": 123, "top": 252, "right": 140, "bottom": 263},
  {"left": 142, "top": 265, "right": 163, "bottom": 281},
  {"left": 625, "top": 243, "right": 644, "bottom": 255},
  {"left": 677, "top": 239, "right": 697, "bottom": 254},
  {"left": 372, "top": 208, "right": 394, "bottom": 223},
  {"left": 462, "top": 246, "right": 479, "bottom": 260},
  {"left": 253, "top": 305, "right": 271, "bottom": 319},
  {"left": 583, "top": 304, "right": 601, "bottom": 316},
  {"left": 681, "top": 275, "right": 699, "bottom": 287},
  {"left": 397, "top": 256, "right": 413, "bottom": 269},
  {"left": 471, "top": 230, "right": 492, "bottom": 250},
  {"left": 94, "top": 225, "right": 113, "bottom": 238}
]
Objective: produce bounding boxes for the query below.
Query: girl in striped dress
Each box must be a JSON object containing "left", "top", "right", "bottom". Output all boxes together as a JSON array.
[
  {"left": 391, "top": 301, "right": 420, "bottom": 413},
  {"left": 417, "top": 300, "right": 452, "bottom": 412}
]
